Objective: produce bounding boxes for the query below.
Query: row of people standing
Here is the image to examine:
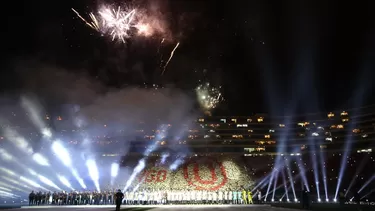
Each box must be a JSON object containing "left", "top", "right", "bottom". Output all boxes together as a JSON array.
[
  {"left": 29, "top": 190, "right": 117, "bottom": 206},
  {"left": 29, "top": 189, "right": 259, "bottom": 206},
  {"left": 122, "top": 189, "right": 255, "bottom": 205}
]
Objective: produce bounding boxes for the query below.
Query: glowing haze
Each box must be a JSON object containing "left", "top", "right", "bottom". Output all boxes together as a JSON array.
[{"left": 0, "top": 63, "right": 197, "bottom": 200}]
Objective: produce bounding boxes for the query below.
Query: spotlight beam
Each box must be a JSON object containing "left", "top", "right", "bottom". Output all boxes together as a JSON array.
[
  {"left": 123, "top": 125, "right": 170, "bottom": 192},
  {"left": 317, "top": 143, "right": 328, "bottom": 200},
  {"left": 358, "top": 174, "right": 375, "bottom": 193},
  {"left": 1, "top": 176, "right": 33, "bottom": 190},
  {"left": 308, "top": 137, "right": 320, "bottom": 200},
  {"left": 271, "top": 170, "right": 279, "bottom": 201},
  {"left": 346, "top": 155, "right": 370, "bottom": 196},
  {"left": 284, "top": 158, "right": 297, "bottom": 200},
  {"left": 281, "top": 167, "right": 289, "bottom": 201},
  {"left": 0, "top": 148, "right": 60, "bottom": 190},
  {"left": 295, "top": 156, "right": 309, "bottom": 191},
  {"left": 51, "top": 140, "right": 87, "bottom": 189},
  {"left": 361, "top": 188, "right": 375, "bottom": 200}
]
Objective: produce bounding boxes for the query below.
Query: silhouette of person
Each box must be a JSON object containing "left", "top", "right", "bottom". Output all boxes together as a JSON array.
[{"left": 115, "top": 189, "right": 124, "bottom": 211}]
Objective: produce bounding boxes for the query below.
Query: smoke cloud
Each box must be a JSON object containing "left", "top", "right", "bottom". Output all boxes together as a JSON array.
[
  {"left": 12, "top": 60, "right": 197, "bottom": 143},
  {"left": 0, "top": 61, "right": 198, "bottom": 191}
]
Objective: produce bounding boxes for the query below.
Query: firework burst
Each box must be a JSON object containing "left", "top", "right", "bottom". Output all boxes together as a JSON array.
[
  {"left": 195, "top": 83, "right": 224, "bottom": 113},
  {"left": 72, "top": 5, "right": 164, "bottom": 43}
]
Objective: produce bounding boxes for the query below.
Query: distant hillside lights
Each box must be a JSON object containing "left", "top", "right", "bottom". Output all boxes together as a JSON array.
[
  {"left": 341, "top": 111, "right": 349, "bottom": 122},
  {"left": 298, "top": 122, "right": 310, "bottom": 127},
  {"left": 244, "top": 147, "right": 265, "bottom": 153},
  {"left": 236, "top": 124, "right": 248, "bottom": 128},
  {"left": 357, "top": 148, "right": 372, "bottom": 153},
  {"left": 327, "top": 111, "right": 350, "bottom": 122},
  {"left": 341, "top": 111, "right": 349, "bottom": 116},
  {"left": 255, "top": 140, "right": 276, "bottom": 145},
  {"left": 330, "top": 124, "right": 344, "bottom": 129},
  {"left": 188, "top": 135, "right": 198, "bottom": 139},
  {"left": 232, "top": 135, "right": 243, "bottom": 139},
  {"left": 337, "top": 124, "right": 344, "bottom": 129},
  {"left": 352, "top": 129, "right": 360, "bottom": 134},
  {"left": 320, "top": 145, "right": 327, "bottom": 149},
  {"left": 312, "top": 132, "right": 319, "bottom": 137}
]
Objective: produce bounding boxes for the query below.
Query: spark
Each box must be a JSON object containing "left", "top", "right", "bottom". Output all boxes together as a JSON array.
[
  {"left": 157, "top": 38, "right": 166, "bottom": 66},
  {"left": 158, "top": 38, "right": 165, "bottom": 52},
  {"left": 161, "top": 42, "right": 180, "bottom": 75},
  {"left": 195, "top": 82, "right": 224, "bottom": 112},
  {"left": 71, "top": 8, "right": 99, "bottom": 31}
]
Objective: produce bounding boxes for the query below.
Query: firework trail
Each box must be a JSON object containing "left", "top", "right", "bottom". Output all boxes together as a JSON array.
[
  {"left": 161, "top": 42, "right": 180, "bottom": 75},
  {"left": 72, "top": 8, "right": 100, "bottom": 31},
  {"left": 157, "top": 38, "right": 166, "bottom": 69},
  {"left": 157, "top": 38, "right": 165, "bottom": 54}
]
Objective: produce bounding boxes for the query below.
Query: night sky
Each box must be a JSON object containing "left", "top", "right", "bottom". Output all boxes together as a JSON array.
[{"left": 2, "top": 0, "right": 375, "bottom": 116}]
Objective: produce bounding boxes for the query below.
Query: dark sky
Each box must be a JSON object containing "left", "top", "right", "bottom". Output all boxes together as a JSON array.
[{"left": 2, "top": 0, "right": 375, "bottom": 116}]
